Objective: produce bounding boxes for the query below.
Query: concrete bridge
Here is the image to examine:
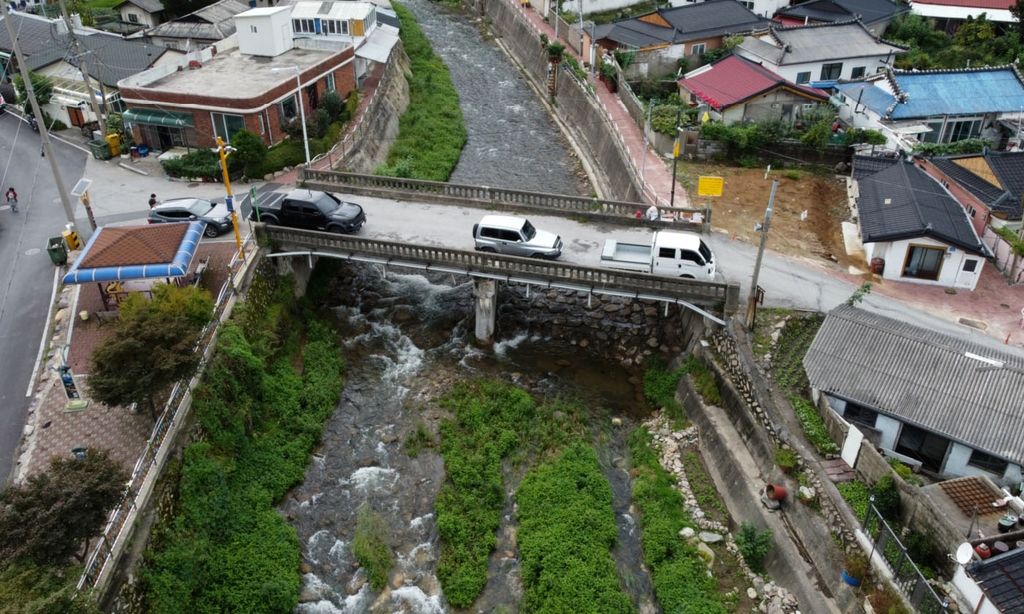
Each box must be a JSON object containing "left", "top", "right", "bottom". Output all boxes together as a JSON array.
[{"left": 261, "top": 225, "right": 741, "bottom": 343}]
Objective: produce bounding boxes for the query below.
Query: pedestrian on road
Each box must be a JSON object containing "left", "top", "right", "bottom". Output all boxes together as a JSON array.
[
  {"left": 148, "top": 194, "right": 157, "bottom": 208},
  {"left": 5, "top": 187, "right": 17, "bottom": 212}
]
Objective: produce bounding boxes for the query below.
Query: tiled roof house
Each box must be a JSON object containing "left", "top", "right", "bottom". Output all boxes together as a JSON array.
[
  {"left": 774, "top": 0, "right": 910, "bottom": 36},
  {"left": 678, "top": 53, "right": 828, "bottom": 124},
  {"left": 851, "top": 155, "right": 991, "bottom": 289}
]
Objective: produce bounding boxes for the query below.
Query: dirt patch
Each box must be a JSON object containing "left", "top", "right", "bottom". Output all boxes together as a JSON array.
[{"left": 679, "top": 161, "right": 860, "bottom": 271}]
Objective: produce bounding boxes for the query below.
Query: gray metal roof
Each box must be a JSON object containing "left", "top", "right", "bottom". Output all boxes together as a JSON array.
[
  {"left": 967, "top": 547, "right": 1024, "bottom": 612},
  {"left": 854, "top": 157, "right": 990, "bottom": 255},
  {"left": 594, "top": 0, "right": 770, "bottom": 48},
  {"left": 143, "top": 0, "right": 248, "bottom": 43},
  {"left": 928, "top": 155, "right": 1023, "bottom": 219},
  {"left": 20, "top": 31, "right": 170, "bottom": 88},
  {"left": 112, "top": 0, "right": 166, "bottom": 14},
  {"left": 738, "top": 20, "right": 904, "bottom": 66},
  {"left": 777, "top": 0, "right": 910, "bottom": 27},
  {"left": 804, "top": 305, "right": 1024, "bottom": 466},
  {"left": 0, "top": 12, "right": 65, "bottom": 59}
]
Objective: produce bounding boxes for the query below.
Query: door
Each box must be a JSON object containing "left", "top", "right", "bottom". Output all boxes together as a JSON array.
[
  {"left": 894, "top": 424, "right": 949, "bottom": 473},
  {"left": 651, "top": 246, "right": 677, "bottom": 275},
  {"left": 68, "top": 105, "right": 85, "bottom": 128},
  {"left": 902, "top": 245, "right": 944, "bottom": 281},
  {"left": 954, "top": 258, "right": 980, "bottom": 288}
]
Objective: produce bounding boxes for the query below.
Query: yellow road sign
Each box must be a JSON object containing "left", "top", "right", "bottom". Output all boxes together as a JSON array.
[{"left": 698, "top": 176, "right": 723, "bottom": 197}]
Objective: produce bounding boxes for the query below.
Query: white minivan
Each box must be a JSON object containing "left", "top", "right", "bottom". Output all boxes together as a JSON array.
[{"left": 472, "top": 215, "right": 563, "bottom": 259}]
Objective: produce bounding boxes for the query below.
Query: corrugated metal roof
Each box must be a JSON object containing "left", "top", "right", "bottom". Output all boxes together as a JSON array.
[
  {"left": 112, "top": 0, "right": 166, "bottom": 14},
  {"left": 0, "top": 12, "right": 65, "bottom": 59},
  {"left": 890, "top": 66, "right": 1024, "bottom": 118},
  {"left": 967, "top": 547, "right": 1024, "bottom": 612},
  {"left": 678, "top": 54, "right": 827, "bottom": 110},
  {"left": 144, "top": 0, "right": 248, "bottom": 42},
  {"left": 835, "top": 80, "right": 897, "bottom": 116},
  {"left": 777, "top": 0, "right": 910, "bottom": 26},
  {"left": 292, "top": 1, "right": 374, "bottom": 20},
  {"left": 804, "top": 305, "right": 1024, "bottom": 466},
  {"left": 854, "top": 158, "right": 990, "bottom": 254}
]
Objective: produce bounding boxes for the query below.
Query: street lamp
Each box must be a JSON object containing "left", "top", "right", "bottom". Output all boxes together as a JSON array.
[{"left": 271, "top": 66, "right": 310, "bottom": 167}]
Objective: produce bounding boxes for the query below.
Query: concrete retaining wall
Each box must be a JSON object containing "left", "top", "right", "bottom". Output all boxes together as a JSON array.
[{"left": 484, "top": 0, "right": 645, "bottom": 203}]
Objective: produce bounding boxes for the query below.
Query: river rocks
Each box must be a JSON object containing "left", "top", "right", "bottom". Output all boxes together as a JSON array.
[
  {"left": 297, "top": 584, "right": 321, "bottom": 603},
  {"left": 699, "top": 531, "right": 724, "bottom": 544},
  {"left": 748, "top": 587, "right": 758, "bottom": 599},
  {"left": 358, "top": 458, "right": 380, "bottom": 467},
  {"left": 611, "top": 417, "right": 623, "bottom": 426},
  {"left": 369, "top": 587, "right": 391, "bottom": 611},
  {"left": 679, "top": 527, "right": 696, "bottom": 539},
  {"left": 697, "top": 542, "right": 715, "bottom": 566},
  {"left": 346, "top": 574, "right": 367, "bottom": 595},
  {"left": 390, "top": 572, "right": 405, "bottom": 589}
]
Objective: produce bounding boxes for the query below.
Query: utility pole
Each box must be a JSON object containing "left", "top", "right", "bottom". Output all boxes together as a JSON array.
[
  {"left": 1, "top": 1, "right": 76, "bottom": 227},
  {"left": 56, "top": 0, "right": 106, "bottom": 136},
  {"left": 216, "top": 137, "right": 243, "bottom": 251},
  {"left": 669, "top": 108, "right": 681, "bottom": 208},
  {"left": 578, "top": 2, "right": 584, "bottom": 58},
  {"left": 641, "top": 98, "right": 655, "bottom": 181},
  {"left": 746, "top": 178, "right": 778, "bottom": 328}
]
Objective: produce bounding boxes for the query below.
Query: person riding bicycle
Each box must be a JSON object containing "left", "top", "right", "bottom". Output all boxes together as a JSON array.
[{"left": 6, "top": 187, "right": 17, "bottom": 211}]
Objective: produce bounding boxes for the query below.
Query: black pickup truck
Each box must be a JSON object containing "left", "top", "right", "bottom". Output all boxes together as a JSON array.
[{"left": 250, "top": 188, "right": 366, "bottom": 234}]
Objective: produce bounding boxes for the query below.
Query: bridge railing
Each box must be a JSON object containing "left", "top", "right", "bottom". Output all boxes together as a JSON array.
[
  {"left": 266, "top": 226, "right": 735, "bottom": 306},
  {"left": 299, "top": 169, "right": 711, "bottom": 229}
]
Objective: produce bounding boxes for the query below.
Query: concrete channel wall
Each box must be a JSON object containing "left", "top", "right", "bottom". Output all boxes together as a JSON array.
[{"left": 482, "top": 0, "right": 646, "bottom": 203}]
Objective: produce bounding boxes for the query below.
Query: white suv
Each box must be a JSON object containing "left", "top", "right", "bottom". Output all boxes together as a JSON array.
[{"left": 472, "top": 215, "right": 563, "bottom": 259}]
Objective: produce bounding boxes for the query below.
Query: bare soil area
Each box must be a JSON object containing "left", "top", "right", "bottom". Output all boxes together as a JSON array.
[{"left": 678, "top": 161, "right": 861, "bottom": 271}]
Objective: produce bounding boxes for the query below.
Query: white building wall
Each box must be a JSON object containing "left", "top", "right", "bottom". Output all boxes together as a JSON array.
[
  {"left": 942, "top": 442, "right": 1023, "bottom": 484},
  {"left": 875, "top": 414, "right": 901, "bottom": 451},
  {"left": 952, "top": 566, "right": 1000, "bottom": 614},
  {"left": 119, "top": 6, "right": 159, "bottom": 28},
  {"left": 871, "top": 236, "right": 981, "bottom": 289},
  {"left": 235, "top": 7, "right": 293, "bottom": 57}
]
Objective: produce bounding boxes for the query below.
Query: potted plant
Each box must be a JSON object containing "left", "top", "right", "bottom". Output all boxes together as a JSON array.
[
  {"left": 599, "top": 62, "right": 617, "bottom": 92},
  {"left": 546, "top": 42, "right": 566, "bottom": 63},
  {"left": 842, "top": 552, "right": 868, "bottom": 586},
  {"left": 776, "top": 446, "right": 797, "bottom": 473}
]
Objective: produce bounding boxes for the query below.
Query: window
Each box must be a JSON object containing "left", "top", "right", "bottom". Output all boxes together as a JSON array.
[
  {"left": 258, "top": 113, "right": 265, "bottom": 135},
  {"left": 324, "top": 19, "right": 348, "bottom": 35},
  {"left": 902, "top": 245, "right": 944, "bottom": 281},
  {"left": 658, "top": 247, "right": 676, "bottom": 258},
  {"left": 250, "top": 25, "right": 257, "bottom": 33},
  {"left": 211, "top": 113, "right": 245, "bottom": 142},
  {"left": 279, "top": 96, "right": 298, "bottom": 120},
  {"left": 968, "top": 450, "right": 1008, "bottom": 475},
  {"left": 679, "top": 250, "right": 705, "bottom": 265},
  {"left": 945, "top": 118, "right": 981, "bottom": 143},
  {"left": 820, "top": 63, "right": 843, "bottom": 80},
  {"left": 127, "top": 13, "right": 138, "bottom": 23},
  {"left": 962, "top": 259, "right": 978, "bottom": 273},
  {"left": 293, "top": 19, "right": 315, "bottom": 33},
  {"left": 795, "top": 71, "right": 811, "bottom": 85},
  {"left": 851, "top": 66, "right": 865, "bottom": 79},
  {"left": 690, "top": 43, "right": 706, "bottom": 56},
  {"left": 738, "top": 0, "right": 753, "bottom": 8},
  {"left": 966, "top": 204, "right": 976, "bottom": 218},
  {"left": 843, "top": 404, "right": 877, "bottom": 428},
  {"left": 325, "top": 73, "right": 335, "bottom": 93}
]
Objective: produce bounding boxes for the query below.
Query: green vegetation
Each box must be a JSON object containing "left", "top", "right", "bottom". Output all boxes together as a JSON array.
[
  {"left": 886, "top": 457, "right": 923, "bottom": 486},
  {"left": 643, "top": 354, "right": 684, "bottom": 420},
  {"left": 885, "top": 12, "right": 1023, "bottom": 70},
  {"left": 13, "top": 71, "right": 52, "bottom": 107},
  {"left": 913, "top": 138, "right": 992, "bottom": 156},
  {"left": 352, "top": 504, "right": 393, "bottom": 591},
  {"left": 402, "top": 422, "right": 435, "bottom": 457},
  {"left": 89, "top": 284, "right": 214, "bottom": 419},
  {"left": 735, "top": 522, "right": 773, "bottom": 574},
  {"left": 140, "top": 267, "right": 346, "bottom": 614},
  {"left": 375, "top": 3, "right": 466, "bottom": 181},
  {"left": 870, "top": 475, "right": 902, "bottom": 522},
  {"left": 775, "top": 446, "right": 798, "bottom": 472},
  {"left": 628, "top": 427, "right": 730, "bottom": 614},
  {"left": 993, "top": 225, "right": 1024, "bottom": 256},
  {"left": 684, "top": 355, "right": 722, "bottom": 407},
  {"left": 161, "top": 148, "right": 235, "bottom": 181},
  {"left": 516, "top": 444, "right": 633, "bottom": 613},
  {"left": 434, "top": 381, "right": 587, "bottom": 607},
  {"left": 683, "top": 453, "right": 728, "bottom": 517},
  {"left": 790, "top": 396, "right": 839, "bottom": 455},
  {"left": 0, "top": 562, "right": 101, "bottom": 613},
  {"left": 837, "top": 480, "right": 871, "bottom": 520},
  {"left": 845, "top": 282, "right": 873, "bottom": 307}
]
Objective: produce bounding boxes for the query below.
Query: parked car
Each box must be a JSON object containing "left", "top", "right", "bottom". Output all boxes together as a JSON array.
[
  {"left": 601, "top": 230, "right": 716, "bottom": 280},
  {"left": 472, "top": 215, "right": 562, "bottom": 259},
  {"left": 148, "top": 197, "right": 233, "bottom": 237},
  {"left": 249, "top": 189, "right": 365, "bottom": 234}
]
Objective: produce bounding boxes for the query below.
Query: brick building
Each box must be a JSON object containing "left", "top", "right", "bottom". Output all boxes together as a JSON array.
[{"left": 117, "top": 6, "right": 356, "bottom": 152}]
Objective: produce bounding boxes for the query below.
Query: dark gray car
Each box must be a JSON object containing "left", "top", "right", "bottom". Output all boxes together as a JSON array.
[{"left": 148, "top": 198, "right": 233, "bottom": 238}]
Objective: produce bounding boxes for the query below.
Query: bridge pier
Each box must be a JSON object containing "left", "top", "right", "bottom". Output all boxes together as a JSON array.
[
  {"left": 276, "top": 254, "right": 316, "bottom": 298},
  {"left": 473, "top": 278, "right": 497, "bottom": 345}
]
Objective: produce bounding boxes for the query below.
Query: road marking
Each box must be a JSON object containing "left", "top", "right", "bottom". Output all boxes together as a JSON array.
[{"left": 27, "top": 267, "right": 61, "bottom": 397}]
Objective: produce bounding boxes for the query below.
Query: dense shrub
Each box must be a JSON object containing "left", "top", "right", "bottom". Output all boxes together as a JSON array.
[
  {"left": 789, "top": 395, "right": 840, "bottom": 455},
  {"left": 735, "top": 522, "right": 773, "bottom": 574},
  {"left": 516, "top": 444, "right": 632, "bottom": 614},
  {"left": 837, "top": 480, "right": 871, "bottom": 520},
  {"left": 375, "top": 4, "right": 466, "bottom": 181},
  {"left": 352, "top": 504, "right": 393, "bottom": 591},
  {"left": 140, "top": 265, "right": 345, "bottom": 614},
  {"left": 161, "top": 148, "right": 239, "bottom": 181},
  {"left": 870, "top": 475, "right": 902, "bottom": 522},
  {"left": 628, "top": 428, "right": 730, "bottom": 614}
]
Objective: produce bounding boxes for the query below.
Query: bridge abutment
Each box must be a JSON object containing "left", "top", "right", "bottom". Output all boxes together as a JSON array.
[
  {"left": 473, "top": 278, "right": 498, "bottom": 345},
  {"left": 276, "top": 254, "right": 316, "bottom": 298}
]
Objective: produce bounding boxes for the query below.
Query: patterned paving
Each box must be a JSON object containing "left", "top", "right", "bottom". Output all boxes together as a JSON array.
[{"left": 820, "top": 458, "right": 857, "bottom": 483}]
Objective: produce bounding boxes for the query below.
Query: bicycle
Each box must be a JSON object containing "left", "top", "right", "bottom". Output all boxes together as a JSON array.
[{"left": 6, "top": 195, "right": 17, "bottom": 212}]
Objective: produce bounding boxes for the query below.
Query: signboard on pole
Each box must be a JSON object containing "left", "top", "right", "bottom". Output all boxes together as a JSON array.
[{"left": 697, "top": 176, "right": 723, "bottom": 197}]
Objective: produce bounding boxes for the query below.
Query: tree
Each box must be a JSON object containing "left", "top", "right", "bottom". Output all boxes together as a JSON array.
[
  {"left": 0, "top": 562, "right": 102, "bottom": 613},
  {"left": 229, "top": 130, "right": 267, "bottom": 178},
  {"left": 12, "top": 72, "right": 53, "bottom": 108},
  {"left": 89, "top": 284, "right": 214, "bottom": 418},
  {"left": 0, "top": 449, "right": 129, "bottom": 567},
  {"left": 1013, "top": 0, "right": 1024, "bottom": 33},
  {"left": 319, "top": 91, "right": 344, "bottom": 123}
]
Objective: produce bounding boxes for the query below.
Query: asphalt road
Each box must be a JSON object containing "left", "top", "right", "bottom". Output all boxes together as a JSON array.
[{"left": 0, "top": 113, "right": 86, "bottom": 481}]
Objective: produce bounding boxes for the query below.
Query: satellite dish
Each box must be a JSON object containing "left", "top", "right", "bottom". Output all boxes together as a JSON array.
[{"left": 956, "top": 542, "right": 974, "bottom": 565}]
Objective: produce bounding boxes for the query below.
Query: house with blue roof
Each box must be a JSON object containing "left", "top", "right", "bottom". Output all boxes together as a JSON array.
[
  {"left": 852, "top": 155, "right": 991, "bottom": 290},
  {"left": 834, "top": 65, "right": 1024, "bottom": 152}
]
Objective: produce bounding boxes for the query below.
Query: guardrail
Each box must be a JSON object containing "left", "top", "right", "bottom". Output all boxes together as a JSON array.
[
  {"left": 863, "top": 503, "right": 949, "bottom": 614},
  {"left": 299, "top": 169, "right": 709, "bottom": 227},
  {"left": 78, "top": 236, "right": 257, "bottom": 592},
  {"left": 265, "top": 226, "right": 738, "bottom": 312}
]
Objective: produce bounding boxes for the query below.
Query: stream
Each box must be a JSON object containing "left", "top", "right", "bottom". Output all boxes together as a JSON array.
[{"left": 285, "top": 267, "right": 655, "bottom": 613}]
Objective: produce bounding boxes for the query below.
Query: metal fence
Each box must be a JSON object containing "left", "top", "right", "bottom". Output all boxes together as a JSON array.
[
  {"left": 862, "top": 502, "right": 949, "bottom": 614},
  {"left": 78, "top": 237, "right": 256, "bottom": 591}
]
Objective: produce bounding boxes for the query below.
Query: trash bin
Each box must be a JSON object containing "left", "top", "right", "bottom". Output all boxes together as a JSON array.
[
  {"left": 47, "top": 236, "right": 68, "bottom": 266},
  {"left": 105, "top": 133, "right": 121, "bottom": 157},
  {"left": 88, "top": 139, "right": 111, "bottom": 160}
]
